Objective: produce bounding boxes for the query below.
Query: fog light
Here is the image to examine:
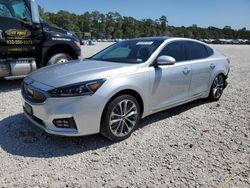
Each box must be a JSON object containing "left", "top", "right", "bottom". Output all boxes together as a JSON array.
[{"left": 53, "top": 118, "right": 77, "bottom": 129}]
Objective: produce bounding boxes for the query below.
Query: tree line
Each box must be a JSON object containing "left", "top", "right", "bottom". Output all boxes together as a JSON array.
[{"left": 39, "top": 8, "right": 250, "bottom": 40}]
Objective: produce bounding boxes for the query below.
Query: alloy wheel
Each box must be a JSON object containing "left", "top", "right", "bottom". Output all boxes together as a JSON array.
[
  {"left": 212, "top": 75, "right": 224, "bottom": 99},
  {"left": 109, "top": 99, "right": 138, "bottom": 137}
]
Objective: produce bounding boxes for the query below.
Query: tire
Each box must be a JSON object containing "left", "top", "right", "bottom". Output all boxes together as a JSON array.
[
  {"left": 100, "top": 95, "right": 141, "bottom": 141},
  {"left": 47, "top": 53, "right": 72, "bottom": 65},
  {"left": 208, "top": 74, "right": 225, "bottom": 101}
]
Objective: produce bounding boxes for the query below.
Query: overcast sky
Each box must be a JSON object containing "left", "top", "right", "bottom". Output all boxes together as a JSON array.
[{"left": 37, "top": 0, "right": 250, "bottom": 30}]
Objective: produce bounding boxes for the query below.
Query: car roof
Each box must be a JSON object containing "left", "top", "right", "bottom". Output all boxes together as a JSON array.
[
  {"left": 125, "top": 37, "right": 212, "bottom": 48},
  {"left": 129, "top": 36, "right": 205, "bottom": 44},
  {"left": 130, "top": 36, "right": 170, "bottom": 41}
]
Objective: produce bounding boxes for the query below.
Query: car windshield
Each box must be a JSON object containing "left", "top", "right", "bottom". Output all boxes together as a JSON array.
[{"left": 90, "top": 39, "right": 164, "bottom": 64}]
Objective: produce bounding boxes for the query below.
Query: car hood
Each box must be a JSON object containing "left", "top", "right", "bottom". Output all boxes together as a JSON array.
[{"left": 28, "top": 59, "right": 139, "bottom": 88}]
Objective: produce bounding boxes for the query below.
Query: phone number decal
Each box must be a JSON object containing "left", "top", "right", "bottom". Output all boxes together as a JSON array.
[{"left": 6, "top": 39, "right": 33, "bottom": 45}]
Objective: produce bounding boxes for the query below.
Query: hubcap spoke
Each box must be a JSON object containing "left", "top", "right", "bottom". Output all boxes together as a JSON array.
[
  {"left": 125, "top": 117, "right": 135, "bottom": 126},
  {"left": 115, "top": 121, "right": 122, "bottom": 133},
  {"left": 126, "top": 111, "right": 136, "bottom": 118},
  {"left": 125, "top": 104, "right": 136, "bottom": 115},
  {"left": 111, "top": 112, "right": 122, "bottom": 118},
  {"left": 110, "top": 118, "right": 122, "bottom": 125},
  {"left": 217, "top": 83, "right": 224, "bottom": 88},
  {"left": 123, "top": 100, "right": 128, "bottom": 115},
  {"left": 213, "top": 88, "right": 217, "bottom": 96},
  {"left": 215, "top": 89, "right": 220, "bottom": 98},
  {"left": 118, "top": 102, "right": 123, "bottom": 115},
  {"left": 124, "top": 120, "right": 131, "bottom": 131}
]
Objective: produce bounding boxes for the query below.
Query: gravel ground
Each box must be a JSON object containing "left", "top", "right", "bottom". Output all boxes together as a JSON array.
[
  {"left": 0, "top": 44, "right": 249, "bottom": 188},
  {"left": 81, "top": 42, "right": 114, "bottom": 58}
]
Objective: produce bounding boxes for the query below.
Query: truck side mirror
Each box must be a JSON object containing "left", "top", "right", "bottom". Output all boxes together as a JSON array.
[{"left": 30, "top": 0, "right": 40, "bottom": 24}]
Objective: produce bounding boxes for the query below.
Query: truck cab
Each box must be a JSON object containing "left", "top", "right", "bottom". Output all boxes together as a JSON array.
[{"left": 0, "top": 0, "right": 81, "bottom": 79}]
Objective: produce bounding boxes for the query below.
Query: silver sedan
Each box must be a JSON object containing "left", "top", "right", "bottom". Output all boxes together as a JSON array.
[{"left": 21, "top": 37, "right": 230, "bottom": 141}]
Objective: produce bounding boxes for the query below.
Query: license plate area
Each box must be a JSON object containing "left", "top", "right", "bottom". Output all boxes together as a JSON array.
[{"left": 24, "top": 102, "right": 33, "bottom": 116}]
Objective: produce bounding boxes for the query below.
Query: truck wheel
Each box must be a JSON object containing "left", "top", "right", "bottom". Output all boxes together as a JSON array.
[{"left": 47, "top": 53, "right": 72, "bottom": 65}]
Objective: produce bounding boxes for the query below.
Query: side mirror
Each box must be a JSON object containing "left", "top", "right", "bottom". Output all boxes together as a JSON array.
[
  {"left": 30, "top": 0, "right": 40, "bottom": 24},
  {"left": 157, "top": 55, "right": 176, "bottom": 66}
]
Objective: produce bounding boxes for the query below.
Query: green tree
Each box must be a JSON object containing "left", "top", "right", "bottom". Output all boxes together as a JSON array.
[{"left": 39, "top": 9, "right": 250, "bottom": 40}]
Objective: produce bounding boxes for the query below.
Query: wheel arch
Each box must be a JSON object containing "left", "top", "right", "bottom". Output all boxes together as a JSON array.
[
  {"left": 43, "top": 44, "right": 79, "bottom": 66},
  {"left": 209, "top": 70, "right": 227, "bottom": 88},
  {"left": 101, "top": 89, "right": 144, "bottom": 121}
]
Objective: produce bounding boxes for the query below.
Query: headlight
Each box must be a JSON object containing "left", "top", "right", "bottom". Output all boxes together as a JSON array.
[{"left": 49, "top": 79, "right": 106, "bottom": 97}]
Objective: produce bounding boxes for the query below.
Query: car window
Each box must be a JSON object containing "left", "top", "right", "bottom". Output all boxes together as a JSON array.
[
  {"left": 206, "top": 46, "right": 214, "bottom": 56},
  {"left": 0, "top": 4, "right": 12, "bottom": 18},
  {"left": 102, "top": 47, "right": 131, "bottom": 59},
  {"left": 186, "top": 41, "right": 209, "bottom": 60},
  {"left": 159, "top": 41, "right": 186, "bottom": 62},
  {"left": 0, "top": 0, "right": 31, "bottom": 21},
  {"left": 11, "top": 0, "right": 31, "bottom": 21}
]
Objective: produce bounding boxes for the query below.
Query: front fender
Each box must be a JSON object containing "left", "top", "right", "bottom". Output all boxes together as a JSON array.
[{"left": 97, "top": 73, "right": 151, "bottom": 117}]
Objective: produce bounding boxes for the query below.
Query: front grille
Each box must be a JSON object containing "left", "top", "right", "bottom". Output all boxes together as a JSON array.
[{"left": 22, "top": 82, "right": 47, "bottom": 103}]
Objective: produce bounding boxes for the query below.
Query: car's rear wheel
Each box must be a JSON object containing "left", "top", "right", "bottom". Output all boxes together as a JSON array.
[
  {"left": 209, "top": 74, "right": 225, "bottom": 101},
  {"left": 47, "top": 53, "right": 72, "bottom": 65},
  {"left": 101, "top": 95, "right": 140, "bottom": 141}
]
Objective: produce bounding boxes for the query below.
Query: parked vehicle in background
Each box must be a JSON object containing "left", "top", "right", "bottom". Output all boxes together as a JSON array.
[
  {"left": 0, "top": 0, "right": 81, "bottom": 79},
  {"left": 21, "top": 37, "right": 230, "bottom": 141}
]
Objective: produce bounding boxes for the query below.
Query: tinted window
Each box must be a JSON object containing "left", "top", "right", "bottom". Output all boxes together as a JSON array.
[
  {"left": 102, "top": 47, "right": 131, "bottom": 59},
  {"left": 11, "top": 1, "right": 31, "bottom": 21},
  {"left": 206, "top": 46, "right": 214, "bottom": 56},
  {"left": 0, "top": 0, "right": 31, "bottom": 21},
  {"left": 186, "top": 41, "right": 208, "bottom": 60},
  {"left": 0, "top": 4, "right": 12, "bottom": 18},
  {"left": 159, "top": 41, "right": 186, "bottom": 62}
]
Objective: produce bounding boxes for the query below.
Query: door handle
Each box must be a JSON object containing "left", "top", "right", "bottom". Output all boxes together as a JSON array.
[
  {"left": 0, "top": 30, "right": 5, "bottom": 41},
  {"left": 210, "top": 63, "right": 216, "bottom": 69},
  {"left": 183, "top": 67, "right": 191, "bottom": 75}
]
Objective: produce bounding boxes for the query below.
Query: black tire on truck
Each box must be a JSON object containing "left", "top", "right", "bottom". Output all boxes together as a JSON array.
[{"left": 47, "top": 53, "right": 72, "bottom": 65}]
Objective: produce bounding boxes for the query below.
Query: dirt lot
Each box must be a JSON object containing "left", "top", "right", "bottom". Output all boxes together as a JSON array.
[{"left": 0, "top": 44, "right": 249, "bottom": 188}]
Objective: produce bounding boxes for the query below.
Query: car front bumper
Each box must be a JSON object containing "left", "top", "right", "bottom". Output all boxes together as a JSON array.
[{"left": 22, "top": 94, "right": 107, "bottom": 137}]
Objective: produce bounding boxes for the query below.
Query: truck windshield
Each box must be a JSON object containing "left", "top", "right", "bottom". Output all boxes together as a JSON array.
[
  {"left": 90, "top": 39, "right": 164, "bottom": 64},
  {"left": 0, "top": 0, "right": 31, "bottom": 21}
]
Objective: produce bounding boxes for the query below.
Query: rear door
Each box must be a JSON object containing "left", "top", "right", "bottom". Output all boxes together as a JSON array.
[
  {"left": 0, "top": 0, "right": 43, "bottom": 58},
  {"left": 149, "top": 41, "right": 192, "bottom": 111},
  {"left": 185, "top": 41, "right": 213, "bottom": 97}
]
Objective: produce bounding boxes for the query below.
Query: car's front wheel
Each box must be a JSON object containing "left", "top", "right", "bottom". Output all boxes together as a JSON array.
[
  {"left": 209, "top": 74, "right": 225, "bottom": 101},
  {"left": 101, "top": 95, "right": 140, "bottom": 141}
]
